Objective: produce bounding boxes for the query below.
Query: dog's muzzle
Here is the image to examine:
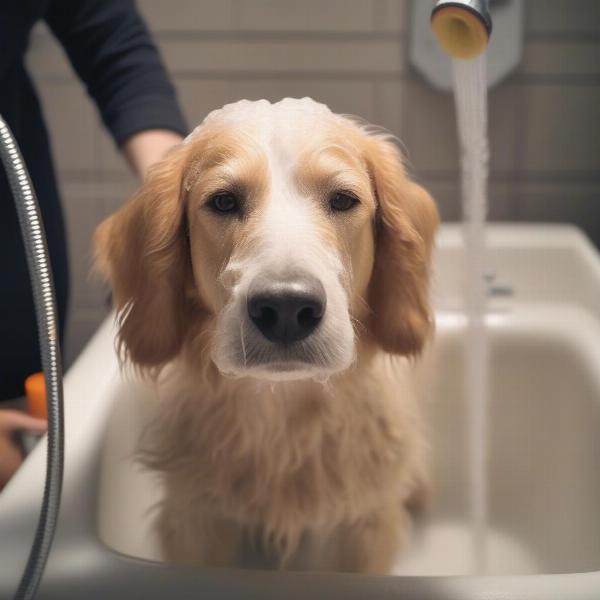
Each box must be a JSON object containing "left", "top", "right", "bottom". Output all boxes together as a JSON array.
[{"left": 247, "top": 273, "right": 326, "bottom": 345}]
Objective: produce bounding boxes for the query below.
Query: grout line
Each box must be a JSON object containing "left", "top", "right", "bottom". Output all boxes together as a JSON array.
[
  {"left": 229, "top": 0, "right": 240, "bottom": 31},
  {"left": 409, "top": 171, "right": 600, "bottom": 184},
  {"left": 33, "top": 71, "right": 600, "bottom": 85},
  {"left": 31, "top": 29, "right": 407, "bottom": 43},
  {"left": 526, "top": 31, "right": 600, "bottom": 43},
  {"left": 30, "top": 26, "right": 599, "bottom": 43},
  {"left": 372, "top": 0, "right": 385, "bottom": 32},
  {"left": 508, "top": 74, "right": 600, "bottom": 85},
  {"left": 156, "top": 30, "right": 407, "bottom": 41},
  {"left": 371, "top": 80, "right": 382, "bottom": 126},
  {"left": 55, "top": 168, "right": 600, "bottom": 186}
]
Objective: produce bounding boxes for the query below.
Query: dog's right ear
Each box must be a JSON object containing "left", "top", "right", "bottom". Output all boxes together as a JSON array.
[
  {"left": 94, "top": 143, "right": 192, "bottom": 369},
  {"left": 362, "top": 135, "right": 439, "bottom": 357}
]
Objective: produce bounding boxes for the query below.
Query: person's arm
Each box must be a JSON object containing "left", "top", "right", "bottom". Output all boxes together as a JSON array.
[
  {"left": 122, "top": 129, "right": 183, "bottom": 180},
  {"left": 44, "top": 0, "right": 187, "bottom": 177}
]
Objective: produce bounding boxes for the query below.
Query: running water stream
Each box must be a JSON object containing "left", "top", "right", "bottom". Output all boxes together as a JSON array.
[{"left": 452, "top": 53, "right": 490, "bottom": 574}]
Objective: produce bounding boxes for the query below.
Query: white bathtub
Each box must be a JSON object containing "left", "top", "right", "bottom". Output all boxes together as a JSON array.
[{"left": 1, "top": 224, "right": 599, "bottom": 598}]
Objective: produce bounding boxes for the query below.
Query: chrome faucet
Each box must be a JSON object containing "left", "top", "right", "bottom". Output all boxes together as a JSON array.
[{"left": 431, "top": 0, "right": 492, "bottom": 58}]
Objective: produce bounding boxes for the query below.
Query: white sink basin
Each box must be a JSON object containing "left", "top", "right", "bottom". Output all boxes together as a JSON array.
[
  {"left": 396, "top": 306, "right": 600, "bottom": 576},
  {"left": 432, "top": 224, "right": 600, "bottom": 317},
  {"left": 97, "top": 305, "right": 600, "bottom": 577},
  {"left": 1, "top": 224, "right": 599, "bottom": 599}
]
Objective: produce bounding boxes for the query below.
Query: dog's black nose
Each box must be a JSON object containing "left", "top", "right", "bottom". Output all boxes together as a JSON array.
[{"left": 247, "top": 275, "right": 326, "bottom": 344}]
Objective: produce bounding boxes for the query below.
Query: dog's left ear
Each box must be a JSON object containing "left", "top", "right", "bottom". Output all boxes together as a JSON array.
[
  {"left": 94, "top": 142, "right": 192, "bottom": 369},
  {"left": 364, "top": 135, "right": 439, "bottom": 356}
]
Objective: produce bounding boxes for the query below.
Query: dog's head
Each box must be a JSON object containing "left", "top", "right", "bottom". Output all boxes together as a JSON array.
[{"left": 95, "top": 98, "right": 438, "bottom": 381}]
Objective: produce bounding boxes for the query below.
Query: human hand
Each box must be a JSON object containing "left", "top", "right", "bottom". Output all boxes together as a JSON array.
[
  {"left": 121, "top": 129, "right": 183, "bottom": 180},
  {"left": 0, "top": 410, "right": 47, "bottom": 491}
]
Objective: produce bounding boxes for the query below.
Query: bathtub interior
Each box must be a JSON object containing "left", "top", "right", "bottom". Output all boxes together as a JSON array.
[
  {"left": 96, "top": 224, "right": 600, "bottom": 577},
  {"left": 431, "top": 224, "right": 600, "bottom": 317},
  {"left": 399, "top": 310, "right": 600, "bottom": 576},
  {"left": 97, "top": 307, "right": 600, "bottom": 576}
]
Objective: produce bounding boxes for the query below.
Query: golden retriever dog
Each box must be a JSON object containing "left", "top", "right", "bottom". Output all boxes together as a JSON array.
[{"left": 95, "top": 97, "right": 438, "bottom": 574}]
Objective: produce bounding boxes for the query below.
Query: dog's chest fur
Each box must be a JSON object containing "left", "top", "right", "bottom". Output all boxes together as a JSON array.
[{"left": 143, "top": 355, "right": 423, "bottom": 545}]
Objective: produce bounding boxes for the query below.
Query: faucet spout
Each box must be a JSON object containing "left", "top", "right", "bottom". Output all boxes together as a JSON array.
[{"left": 431, "top": 0, "right": 492, "bottom": 59}]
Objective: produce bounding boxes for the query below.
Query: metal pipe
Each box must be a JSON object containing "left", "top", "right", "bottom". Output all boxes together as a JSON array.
[{"left": 0, "top": 114, "right": 65, "bottom": 600}]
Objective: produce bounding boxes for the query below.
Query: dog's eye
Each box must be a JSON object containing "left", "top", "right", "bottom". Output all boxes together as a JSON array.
[
  {"left": 209, "top": 192, "right": 240, "bottom": 214},
  {"left": 330, "top": 192, "right": 359, "bottom": 212}
]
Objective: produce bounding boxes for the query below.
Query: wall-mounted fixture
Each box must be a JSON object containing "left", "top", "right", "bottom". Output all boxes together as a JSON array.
[{"left": 410, "top": 0, "right": 524, "bottom": 91}]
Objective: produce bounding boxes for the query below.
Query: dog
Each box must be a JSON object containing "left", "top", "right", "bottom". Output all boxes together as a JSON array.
[{"left": 95, "top": 97, "right": 439, "bottom": 574}]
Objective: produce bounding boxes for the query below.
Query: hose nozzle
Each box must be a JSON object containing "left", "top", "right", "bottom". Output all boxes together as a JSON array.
[{"left": 431, "top": 0, "right": 492, "bottom": 59}]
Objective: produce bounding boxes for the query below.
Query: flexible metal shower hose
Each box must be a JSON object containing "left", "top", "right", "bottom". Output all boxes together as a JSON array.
[{"left": 0, "top": 114, "right": 64, "bottom": 600}]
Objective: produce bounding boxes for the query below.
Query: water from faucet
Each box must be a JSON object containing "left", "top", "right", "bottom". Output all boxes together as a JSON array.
[{"left": 452, "top": 54, "right": 490, "bottom": 575}]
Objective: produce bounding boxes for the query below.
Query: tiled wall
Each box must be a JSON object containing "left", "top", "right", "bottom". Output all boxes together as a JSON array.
[{"left": 24, "top": 0, "right": 600, "bottom": 365}]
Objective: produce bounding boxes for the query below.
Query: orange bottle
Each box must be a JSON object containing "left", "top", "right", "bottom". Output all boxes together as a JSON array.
[{"left": 25, "top": 372, "right": 47, "bottom": 420}]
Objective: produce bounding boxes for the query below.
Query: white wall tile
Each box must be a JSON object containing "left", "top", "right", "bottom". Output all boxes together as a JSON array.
[
  {"left": 375, "top": 0, "right": 408, "bottom": 33},
  {"left": 488, "top": 83, "right": 523, "bottom": 174},
  {"left": 401, "top": 82, "right": 457, "bottom": 174},
  {"left": 94, "top": 127, "right": 134, "bottom": 175},
  {"left": 401, "top": 80, "right": 520, "bottom": 175},
  {"left": 161, "top": 39, "right": 404, "bottom": 74},
  {"left": 177, "top": 79, "right": 234, "bottom": 127},
  {"left": 26, "top": 25, "right": 75, "bottom": 80},
  {"left": 515, "top": 182, "right": 600, "bottom": 245},
  {"left": 233, "top": 0, "right": 376, "bottom": 32},
  {"left": 36, "top": 82, "right": 97, "bottom": 172},
  {"left": 60, "top": 183, "right": 110, "bottom": 310},
  {"left": 138, "top": 0, "right": 234, "bottom": 32},
  {"left": 521, "top": 84, "right": 600, "bottom": 173},
  {"left": 527, "top": 1, "right": 600, "bottom": 34},
  {"left": 423, "top": 179, "right": 460, "bottom": 221},
  {"left": 61, "top": 179, "right": 137, "bottom": 220},
  {"left": 101, "top": 180, "right": 139, "bottom": 217},
  {"left": 229, "top": 79, "right": 376, "bottom": 121},
  {"left": 521, "top": 42, "right": 600, "bottom": 76},
  {"left": 374, "top": 79, "right": 406, "bottom": 136},
  {"left": 418, "top": 180, "right": 513, "bottom": 223}
]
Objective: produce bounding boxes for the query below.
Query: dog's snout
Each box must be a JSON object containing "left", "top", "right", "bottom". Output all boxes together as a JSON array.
[{"left": 247, "top": 275, "right": 326, "bottom": 344}]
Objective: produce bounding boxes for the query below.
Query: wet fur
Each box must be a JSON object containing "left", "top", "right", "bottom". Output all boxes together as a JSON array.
[{"left": 95, "top": 98, "right": 438, "bottom": 573}]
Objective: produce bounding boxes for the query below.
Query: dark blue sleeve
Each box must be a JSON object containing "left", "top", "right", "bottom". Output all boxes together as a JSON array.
[{"left": 44, "top": 0, "right": 188, "bottom": 145}]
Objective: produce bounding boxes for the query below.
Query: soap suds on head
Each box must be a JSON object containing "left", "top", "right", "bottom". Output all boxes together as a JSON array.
[{"left": 185, "top": 97, "right": 335, "bottom": 144}]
